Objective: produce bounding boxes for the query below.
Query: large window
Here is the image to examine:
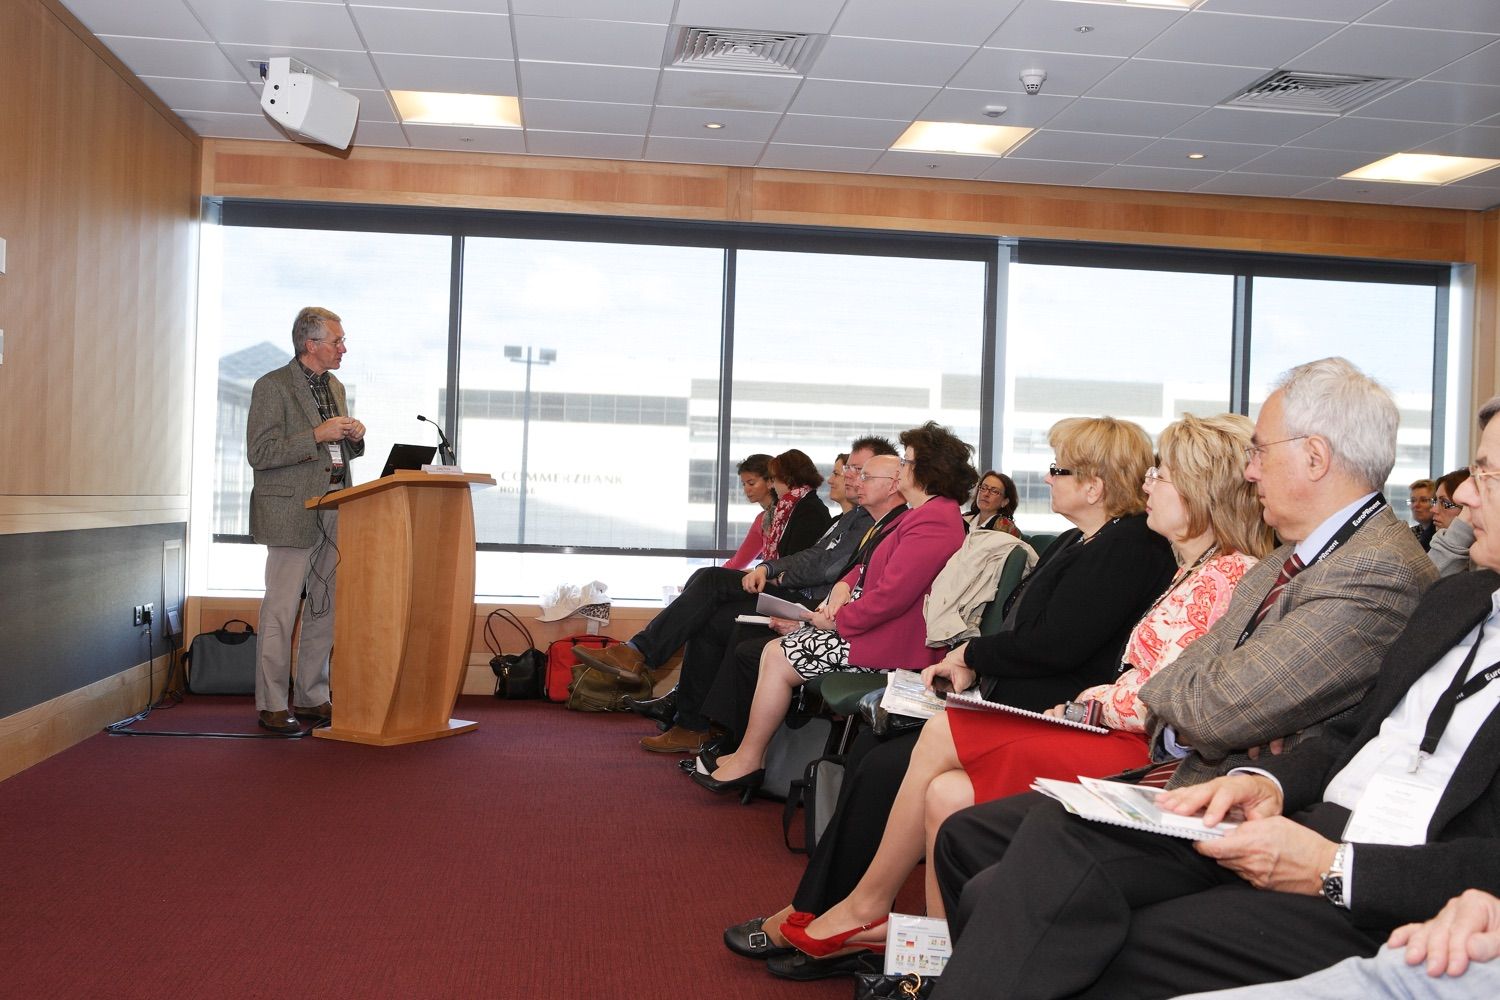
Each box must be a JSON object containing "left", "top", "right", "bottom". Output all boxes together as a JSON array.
[{"left": 192, "top": 206, "right": 1452, "bottom": 601}]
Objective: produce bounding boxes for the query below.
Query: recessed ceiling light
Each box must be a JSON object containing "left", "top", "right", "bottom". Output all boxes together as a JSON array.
[
  {"left": 704, "top": 122, "right": 725, "bottom": 130},
  {"left": 1341, "top": 152, "right": 1500, "bottom": 185},
  {"left": 1058, "top": 0, "right": 1204, "bottom": 9},
  {"left": 893, "top": 121, "right": 1033, "bottom": 157},
  {"left": 392, "top": 91, "right": 521, "bottom": 129},
  {"left": 1075, "top": 25, "right": 1094, "bottom": 33},
  {"left": 1187, "top": 152, "right": 1206, "bottom": 160}
]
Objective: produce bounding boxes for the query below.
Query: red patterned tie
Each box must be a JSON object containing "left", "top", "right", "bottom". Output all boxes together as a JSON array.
[{"left": 1249, "top": 552, "right": 1305, "bottom": 633}]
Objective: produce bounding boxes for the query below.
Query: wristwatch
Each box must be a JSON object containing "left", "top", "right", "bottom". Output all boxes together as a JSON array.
[{"left": 1319, "top": 842, "right": 1350, "bottom": 908}]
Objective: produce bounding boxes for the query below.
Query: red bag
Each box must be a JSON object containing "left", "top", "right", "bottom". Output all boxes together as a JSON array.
[{"left": 545, "top": 634, "right": 622, "bottom": 703}]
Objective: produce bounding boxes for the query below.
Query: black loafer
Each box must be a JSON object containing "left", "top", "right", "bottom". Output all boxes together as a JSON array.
[
  {"left": 622, "top": 689, "right": 678, "bottom": 729},
  {"left": 723, "top": 917, "right": 794, "bottom": 960},
  {"left": 766, "top": 950, "right": 882, "bottom": 981}
]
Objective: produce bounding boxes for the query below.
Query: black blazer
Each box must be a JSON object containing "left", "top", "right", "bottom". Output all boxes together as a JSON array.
[
  {"left": 962, "top": 512, "right": 1176, "bottom": 711},
  {"left": 777, "top": 491, "right": 834, "bottom": 561},
  {"left": 1262, "top": 569, "right": 1500, "bottom": 930}
]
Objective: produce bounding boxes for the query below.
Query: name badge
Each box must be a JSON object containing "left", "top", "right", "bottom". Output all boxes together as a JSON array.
[
  {"left": 326, "top": 443, "right": 344, "bottom": 467},
  {"left": 1342, "top": 772, "right": 1441, "bottom": 846}
]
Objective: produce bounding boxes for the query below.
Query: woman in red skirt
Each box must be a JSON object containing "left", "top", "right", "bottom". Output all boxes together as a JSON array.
[{"left": 784, "top": 413, "right": 1275, "bottom": 958}]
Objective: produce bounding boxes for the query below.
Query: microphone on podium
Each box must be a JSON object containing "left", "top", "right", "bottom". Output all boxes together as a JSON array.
[{"left": 417, "top": 414, "right": 456, "bottom": 466}]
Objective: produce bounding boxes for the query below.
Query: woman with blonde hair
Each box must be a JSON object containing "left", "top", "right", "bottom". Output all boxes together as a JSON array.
[{"left": 770, "top": 415, "right": 1274, "bottom": 964}]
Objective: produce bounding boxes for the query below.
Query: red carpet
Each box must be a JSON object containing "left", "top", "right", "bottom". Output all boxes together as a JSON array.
[{"left": 0, "top": 696, "right": 919, "bottom": 998}]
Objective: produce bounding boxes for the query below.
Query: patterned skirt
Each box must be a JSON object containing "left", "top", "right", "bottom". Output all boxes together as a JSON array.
[{"left": 780, "top": 624, "right": 879, "bottom": 681}]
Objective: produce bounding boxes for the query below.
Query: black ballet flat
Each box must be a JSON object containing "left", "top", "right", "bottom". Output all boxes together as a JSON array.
[
  {"left": 689, "top": 766, "right": 764, "bottom": 805},
  {"left": 765, "top": 949, "right": 883, "bottom": 981},
  {"left": 723, "top": 916, "right": 794, "bottom": 960}
]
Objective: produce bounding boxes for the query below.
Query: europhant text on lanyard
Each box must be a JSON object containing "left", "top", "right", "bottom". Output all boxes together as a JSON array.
[
  {"left": 1234, "top": 493, "right": 1388, "bottom": 650},
  {"left": 1409, "top": 622, "right": 1500, "bottom": 773}
]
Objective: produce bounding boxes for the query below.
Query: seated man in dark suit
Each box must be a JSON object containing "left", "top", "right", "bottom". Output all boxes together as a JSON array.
[{"left": 928, "top": 392, "right": 1500, "bottom": 999}]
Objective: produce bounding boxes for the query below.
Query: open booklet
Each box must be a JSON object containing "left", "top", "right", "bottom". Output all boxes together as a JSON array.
[
  {"left": 754, "top": 592, "right": 815, "bottom": 623},
  {"left": 879, "top": 670, "right": 948, "bottom": 720},
  {"left": 943, "top": 689, "right": 1109, "bottom": 734},
  {"left": 1032, "top": 775, "right": 1239, "bottom": 842}
]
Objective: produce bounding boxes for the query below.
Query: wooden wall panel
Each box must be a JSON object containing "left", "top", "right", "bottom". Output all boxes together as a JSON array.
[
  {"left": 0, "top": 0, "right": 198, "bottom": 509},
  {"left": 202, "top": 139, "right": 1480, "bottom": 265},
  {"left": 1478, "top": 209, "right": 1500, "bottom": 408}
]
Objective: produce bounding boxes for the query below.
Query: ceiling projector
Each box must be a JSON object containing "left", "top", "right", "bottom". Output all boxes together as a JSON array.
[{"left": 258, "top": 57, "right": 360, "bottom": 150}]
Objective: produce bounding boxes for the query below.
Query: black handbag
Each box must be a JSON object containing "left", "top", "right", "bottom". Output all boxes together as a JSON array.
[
  {"left": 184, "top": 619, "right": 258, "bottom": 696},
  {"left": 853, "top": 972, "right": 933, "bottom": 1000},
  {"left": 485, "top": 610, "right": 547, "bottom": 699}
]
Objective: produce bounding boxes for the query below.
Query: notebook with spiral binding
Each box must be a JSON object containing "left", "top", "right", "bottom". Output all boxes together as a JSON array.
[
  {"left": 943, "top": 689, "right": 1109, "bottom": 733},
  {"left": 1032, "top": 775, "right": 1238, "bottom": 842}
]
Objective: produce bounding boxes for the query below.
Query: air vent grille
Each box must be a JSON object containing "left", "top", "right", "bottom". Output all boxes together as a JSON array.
[
  {"left": 671, "top": 27, "right": 821, "bottom": 75},
  {"left": 1220, "top": 70, "right": 1406, "bottom": 115}
]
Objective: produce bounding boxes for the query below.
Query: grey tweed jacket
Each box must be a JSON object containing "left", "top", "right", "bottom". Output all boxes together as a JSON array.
[
  {"left": 246, "top": 359, "right": 363, "bottom": 549},
  {"left": 1140, "top": 506, "right": 1439, "bottom": 788}
]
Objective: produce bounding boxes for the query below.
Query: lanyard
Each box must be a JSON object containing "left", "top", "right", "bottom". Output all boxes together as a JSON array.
[
  {"left": 1411, "top": 623, "right": 1500, "bottom": 771},
  {"left": 852, "top": 506, "right": 908, "bottom": 588},
  {"left": 1234, "top": 493, "right": 1387, "bottom": 649}
]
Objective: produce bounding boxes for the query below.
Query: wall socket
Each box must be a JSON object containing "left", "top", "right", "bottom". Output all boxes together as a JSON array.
[
  {"left": 132, "top": 605, "right": 144, "bottom": 626},
  {"left": 143, "top": 603, "right": 154, "bottom": 625}
]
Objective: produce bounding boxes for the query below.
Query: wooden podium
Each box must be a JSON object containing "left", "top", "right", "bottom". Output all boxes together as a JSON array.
[{"left": 305, "top": 470, "right": 495, "bottom": 746}]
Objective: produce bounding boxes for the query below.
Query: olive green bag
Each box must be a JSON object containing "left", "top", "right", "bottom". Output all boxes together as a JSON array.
[{"left": 565, "top": 662, "right": 653, "bottom": 712}]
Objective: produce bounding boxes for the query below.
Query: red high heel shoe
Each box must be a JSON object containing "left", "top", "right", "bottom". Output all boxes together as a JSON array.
[{"left": 782, "top": 914, "right": 889, "bottom": 958}]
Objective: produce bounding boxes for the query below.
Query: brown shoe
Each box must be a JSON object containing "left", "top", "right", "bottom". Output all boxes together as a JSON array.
[
  {"left": 576, "top": 643, "right": 648, "bottom": 682},
  {"left": 640, "top": 725, "right": 713, "bottom": 755},
  {"left": 292, "top": 701, "right": 333, "bottom": 722},
  {"left": 258, "top": 710, "right": 301, "bottom": 735}
]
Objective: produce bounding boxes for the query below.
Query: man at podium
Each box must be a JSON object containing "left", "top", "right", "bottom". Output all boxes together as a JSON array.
[{"left": 246, "top": 306, "right": 365, "bottom": 735}]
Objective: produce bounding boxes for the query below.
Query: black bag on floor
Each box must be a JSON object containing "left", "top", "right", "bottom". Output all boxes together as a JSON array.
[
  {"left": 485, "top": 609, "right": 547, "bottom": 699},
  {"left": 184, "top": 619, "right": 257, "bottom": 696},
  {"left": 762, "top": 709, "right": 834, "bottom": 801},
  {"left": 783, "top": 753, "right": 846, "bottom": 854}
]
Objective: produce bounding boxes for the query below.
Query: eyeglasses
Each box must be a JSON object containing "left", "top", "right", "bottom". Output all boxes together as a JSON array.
[
  {"left": 1404, "top": 496, "right": 1433, "bottom": 507},
  {"left": 843, "top": 464, "right": 863, "bottom": 477},
  {"left": 311, "top": 337, "right": 346, "bottom": 349},
  {"left": 1436, "top": 497, "right": 1464, "bottom": 511},
  {"left": 1048, "top": 463, "right": 1073, "bottom": 478},
  {"left": 858, "top": 471, "right": 895, "bottom": 483},
  {"left": 1468, "top": 465, "right": 1500, "bottom": 499},
  {"left": 1243, "top": 435, "right": 1309, "bottom": 463},
  {"left": 975, "top": 484, "right": 1004, "bottom": 497},
  {"left": 898, "top": 457, "right": 913, "bottom": 469},
  {"left": 1144, "top": 467, "right": 1172, "bottom": 486}
]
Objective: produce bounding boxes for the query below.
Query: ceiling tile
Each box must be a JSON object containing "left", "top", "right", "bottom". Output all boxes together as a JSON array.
[
  {"left": 510, "top": 0, "right": 673, "bottom": 21},
  {"left": 520, "top": 98, "right": 653, "bottom": 134},
  {"left": 649, "top": 105, "right": 782, "bottom": 141},
  {"left": 347, "top": 121, "right": 411, "bottom": 147},
  {"left": 869, "top": 150, "right": 995, "bottom": 180},
  {"left": 221, "top": 43, "right": 382, "bottom": 88},
  {"left": 831, "top": 0, "right": 1024, "bottom": 45},
  {"left": 655, "top": 69, "right": 800, "bottom": 112},
  {"left": 979, "top": 157, "right": 1109, "bottom": 185},
  {"left": 950, "top": 48, "right": 1124, "bottom": 97},
  {"left": 644, "top": 135, "right": 765, "bottom": 165},
  {"left": 63, "top": 0, "right": 209, "bottom": 41},
  {"left": 1351, "top": 81, "right": 1500, "bottom": 126},
  {"left": 810, "top": 37, "right": 973, "bottom": 87},
  {"left": 1397, "top": 186, "right": 1500, "bottom": 210},
  {"left": 351, "top": 7, "right": 512, "bottom": 60},
  {"left": 1287, "top": 116, "right": 1456, "bottom": 153},
  {"left": 1007, "top": 130, "right": 1154, "bottom": 163},
  {"left": 512, "top": 16, "right": 669, "bottom": 68},
  {"left": 1236, "top": 146, "right": 1379, "bottom": 177},
  {"left": 1190, "top": 172, "right": 1321, "bottom": 197},
  {"left": 1126, "top": 137, "right": 1276, "bottom": 170},
  {"left": 1412, "top": 127, "right": 1500, "bottom": 160},
  {"left": 1359, "top": 0, "right": 1500, "bottom": 33},
  {"left": 371, "top": 53, "right": 516, "bottom": 94},
  {"left": 757, "top": 143, "right": 884, "bottom": 172},
  {"left": 140, "top": 76, "right": 262, "bottom": 115},
  {"left": 1043, "top": 97, "right": 1201, "bottom": 136},
  {"left": 403, "top": 122, "right": 527, "bottom": 152},
  {"left": 187, "top": 0, "right": 362, "bottom": 50},
  {"left": 524, "top": 130, "right": 648, "bottom": 158},
  {"left": 1086, "top": 164, "right": 1220, "bottom": 192},
  {"left": 1137, "top": 12, "right": 1340, "bottom": 68},
  {"left": 790, "top": 79, "right": 939, "bottom": 119},
  {"left": 1427, "top": 41, "right": 1500, "bottom": 87},
  {"left": 1169, "top": 107, "right": 1328, "bottom": 144},
  {"left": 350, "top": 0, "right": 507, "bottom": 11},
  {"left": 1198, "top": 0, "right": 1383, "bottom": 16},
  {"left": 1087, "top": 60, "right": 1266, "bottom": 107},
  {"left": 518, "top": 62, "right": 660, "bottom": 104},
  {"left": 346, "top": 89, "right": 398, "bottom": 123},
  {"left": 988, "top": 0, "right": 1183, "bottom": 58},
  {"left": 172, "top": 109, "right": 287, "bottom": 141},
  {"left": 670, "top": 0, "right": 847, "bottom": 35},
  {"left": 1294, "top": 177, "right": 1428, "bottom": 203},
  {"left": 772, "top": 113, "right": 909, "bottom": 148},
  {"left": 1288, "top": 24, "right": 1493, "bottom": 80},
  {"left": 918, "top": 90, "right": 1072, "bottom": 129},
  {"left": 95, "top": 35, "right": 244, "bottom": 82}
]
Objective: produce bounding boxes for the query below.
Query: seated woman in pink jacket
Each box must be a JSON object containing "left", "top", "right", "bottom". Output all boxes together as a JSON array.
[
  {"left": 723, "top": 454, "right": 775, "bottom": 570},
  {"left": 692, "top": 421, "right": 977, "bottom": 801}
]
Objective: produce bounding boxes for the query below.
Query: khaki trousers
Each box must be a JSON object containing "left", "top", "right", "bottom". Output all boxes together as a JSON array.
[{"left": 256, "top": 510, "right": 338, "bottom": 713}]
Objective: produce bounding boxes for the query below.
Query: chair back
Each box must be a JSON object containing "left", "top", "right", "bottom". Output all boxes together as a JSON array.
[{"left": 977, "top": 545, "right": 1031, "bottom": 636}]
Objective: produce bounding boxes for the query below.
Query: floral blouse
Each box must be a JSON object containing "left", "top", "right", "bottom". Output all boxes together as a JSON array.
[{"left": 1073, "top": 550, "right": 1257, "bottom": 733}]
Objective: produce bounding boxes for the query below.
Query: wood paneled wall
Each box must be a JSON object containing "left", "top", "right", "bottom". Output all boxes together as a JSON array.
[{"left": 0, "top": 0, "right": 199, "bottom": 528}]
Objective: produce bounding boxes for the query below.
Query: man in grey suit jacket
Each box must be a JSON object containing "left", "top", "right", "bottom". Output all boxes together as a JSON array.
[
  {"left": 927, "top": 358, "right": 1439, "bottom": 996},
  {"left": 246, "top": 306, "right": 365, "bottom": 734}
]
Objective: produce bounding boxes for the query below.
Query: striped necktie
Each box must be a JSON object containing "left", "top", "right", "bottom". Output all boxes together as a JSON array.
[{"left": 1249, "top": 552, "right": 1305, "bottom": 632}]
